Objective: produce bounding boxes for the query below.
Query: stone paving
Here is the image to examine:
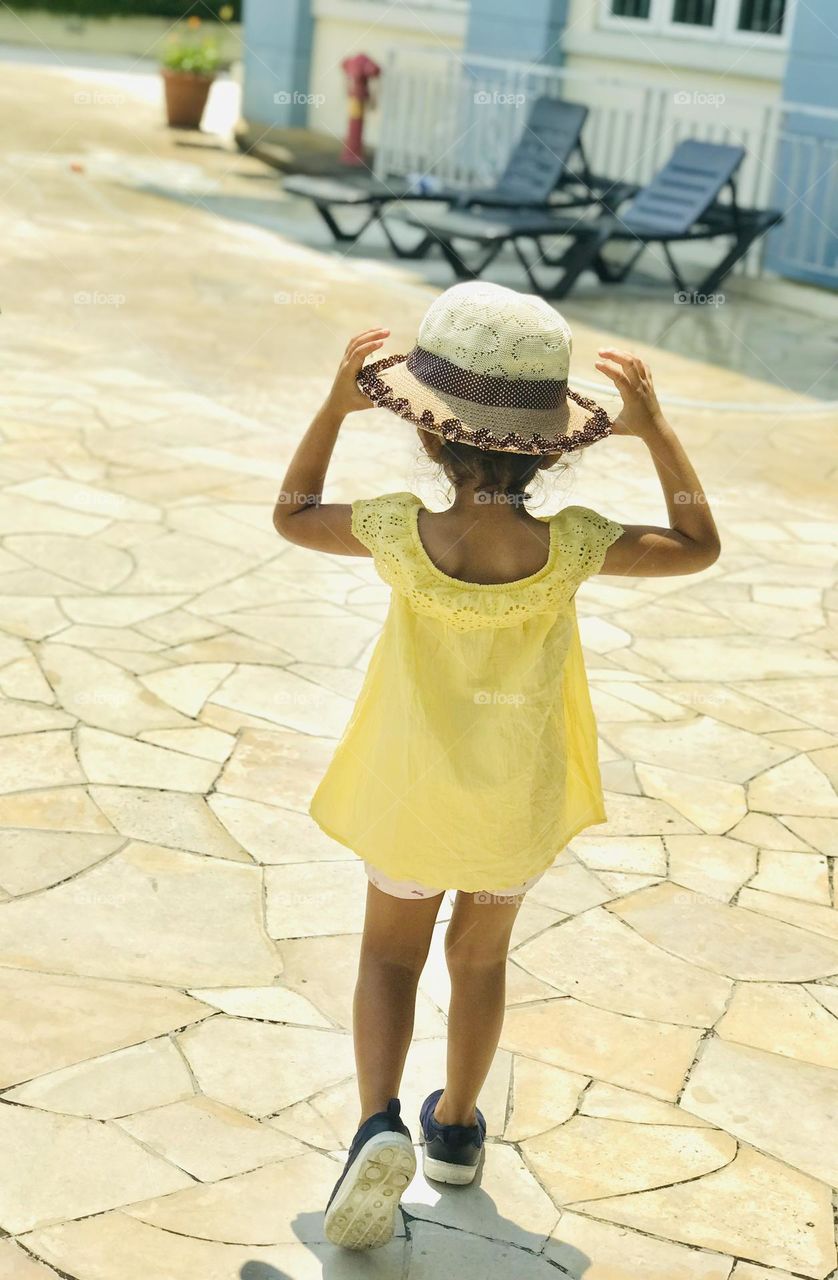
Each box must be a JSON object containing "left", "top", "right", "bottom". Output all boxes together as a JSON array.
[{"left": 1, "top": 54, "right": 838, "bottom": 1280}]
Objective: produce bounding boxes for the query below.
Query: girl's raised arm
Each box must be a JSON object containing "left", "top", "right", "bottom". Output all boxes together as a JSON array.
[
  {"left": 272, "top": 328, "right": 389, "bottom": 555},
  {"left": 594, "top": 349, "right": 721, "bottom": 577}
]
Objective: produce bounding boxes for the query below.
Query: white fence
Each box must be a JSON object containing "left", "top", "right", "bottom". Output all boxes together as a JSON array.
[{"left": 373, "top": 48, "right": 838, "bottom": 285}]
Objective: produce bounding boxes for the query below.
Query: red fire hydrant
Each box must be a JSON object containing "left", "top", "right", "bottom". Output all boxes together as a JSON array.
[{"left": 340, "top": 53, "right": 381, "bottom": 166}]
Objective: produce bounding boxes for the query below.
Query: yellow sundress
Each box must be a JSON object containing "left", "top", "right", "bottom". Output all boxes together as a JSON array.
[{"left": 309, "top": 491, "right": 624, "bottom": 892}]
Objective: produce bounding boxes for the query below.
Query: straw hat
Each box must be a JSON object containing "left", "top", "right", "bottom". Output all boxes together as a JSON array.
[{"left": 356, "top": 281, "right": 612, "bottom": 456}]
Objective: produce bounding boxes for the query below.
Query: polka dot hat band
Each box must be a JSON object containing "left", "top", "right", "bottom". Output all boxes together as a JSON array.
[{"left": 356, "top": 281, "right": 613, "bottom": 457}]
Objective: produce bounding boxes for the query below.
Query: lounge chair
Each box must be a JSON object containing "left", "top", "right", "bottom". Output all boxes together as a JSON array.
[
  {"left": 390, "top": 140, "right": 783, "bottom": 298},
  {"left": 282, "top": 97, "right": 623, "bottom": 257}
]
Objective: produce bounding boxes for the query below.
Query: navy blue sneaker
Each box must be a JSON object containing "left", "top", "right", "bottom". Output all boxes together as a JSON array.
[
  {"left": 324, "top": 1097, "right": 416, "bottom": 1249},
  {"left": 419, "top": 1088, "right": 486, "bottom": 1185}
]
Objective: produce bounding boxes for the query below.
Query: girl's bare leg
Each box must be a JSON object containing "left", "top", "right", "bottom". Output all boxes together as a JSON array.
[
  {"left": 353, "top": 881, "right": 444, "bottom": 1126},
  {"left": 435, "top": 891, "right": 523, "bottom": 1126}
]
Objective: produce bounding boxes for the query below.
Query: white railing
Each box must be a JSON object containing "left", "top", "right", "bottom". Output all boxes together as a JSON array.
[{"left": 374, "top": 48, "right": 838, "bottom": 285}]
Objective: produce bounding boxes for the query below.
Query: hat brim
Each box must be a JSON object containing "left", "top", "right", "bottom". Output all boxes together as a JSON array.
[{"left": 357, "top": 352, "right": 612, "bottom": 456}]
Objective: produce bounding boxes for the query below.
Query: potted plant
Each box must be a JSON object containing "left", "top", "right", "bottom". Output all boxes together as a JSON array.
[{"left": 161, "top": 15, "right": 225, "bottom": 130}]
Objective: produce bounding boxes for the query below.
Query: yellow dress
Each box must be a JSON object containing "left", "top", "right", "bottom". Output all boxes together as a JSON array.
[{"left": 309, "top": 491, "right": 624, "bottom": 892}]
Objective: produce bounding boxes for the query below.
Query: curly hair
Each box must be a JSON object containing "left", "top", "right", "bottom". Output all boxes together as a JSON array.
[{"left": 430, "top": 438, "right": 568, "bottom": 507}]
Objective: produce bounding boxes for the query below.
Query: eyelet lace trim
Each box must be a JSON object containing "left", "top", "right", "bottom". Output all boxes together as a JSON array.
[
  {"left": 356, "top": 354, "right": 612, "bottom": 456},
  {"left": 351, "top": 492, "right": 624, "bottom": 633}
]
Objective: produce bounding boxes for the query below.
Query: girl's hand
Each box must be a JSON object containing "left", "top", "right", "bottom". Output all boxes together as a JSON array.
[
  {"left": 324, "top": 328, "right": 389, "bottom": 418},
  {"left": 595, "top": 348, "right": 665, "bottom": 438}
]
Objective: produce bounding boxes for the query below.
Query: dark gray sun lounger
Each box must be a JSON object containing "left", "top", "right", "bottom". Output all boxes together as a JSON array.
[
  {"left": 391, "top": 139, "right": 783, "bottom": 297},
  {"left": 283, "top": 97, "right": 624, "bottom": 257}
]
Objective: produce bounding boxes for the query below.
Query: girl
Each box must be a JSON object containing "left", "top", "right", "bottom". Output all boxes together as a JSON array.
[{"left": 273, "top": 282, "right": 720, "bottom": 1251}]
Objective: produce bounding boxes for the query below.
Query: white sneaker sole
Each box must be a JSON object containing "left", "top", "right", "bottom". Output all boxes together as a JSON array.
[
  {"left": 324, "top": 1131, "right": 416, "bottom": 1250},
  {"left": 422, "top": 1149, "right": 481, "bottom": 1185}
]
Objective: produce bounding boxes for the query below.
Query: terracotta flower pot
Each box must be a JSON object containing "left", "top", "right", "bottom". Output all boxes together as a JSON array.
[{"left": 162, "top": 68, "right": 215, "bottom": 129}]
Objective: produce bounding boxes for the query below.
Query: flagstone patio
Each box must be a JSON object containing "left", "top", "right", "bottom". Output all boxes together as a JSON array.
[{"left": 1, "top": 51, "right": 837, "bottom": 1280}]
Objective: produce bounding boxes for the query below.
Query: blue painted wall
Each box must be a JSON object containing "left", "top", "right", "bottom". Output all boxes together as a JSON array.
[
  {"left": 241, "top": 0, "right": 314, "bottom": 129},
  {"left": 465, "top": 0, "right": 570, "bottom": 64},
  {"left": 765, "top": 0, "right": 838, "bottom": 287}
]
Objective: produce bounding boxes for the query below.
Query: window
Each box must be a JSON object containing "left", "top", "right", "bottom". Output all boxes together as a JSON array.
[
  {"left": 611, "top": 0, "right": 651, "bottom": 14},
  {"left": 672, "top": 0, "right": 716, "bottom": 25},
  {"left": 602, "top": 0, "right": 790, "bottom": 41},
  {"left": 737, "top": 0, "right": 786, "bottom": 33}
]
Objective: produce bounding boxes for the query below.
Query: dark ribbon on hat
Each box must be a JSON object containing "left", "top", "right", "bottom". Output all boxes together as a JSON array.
[{"left": 406, "top": 346, "right": 568, "bottom": 411}]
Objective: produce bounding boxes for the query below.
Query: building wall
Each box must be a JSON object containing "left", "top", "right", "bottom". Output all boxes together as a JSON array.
[
  {"left": 246, "top": 0, "right": 796, "bottom": 138},
  {"left": 307, "top": 0, "right": 466, "bottom": 142},
  {"left": 765, "top": 0, "right": 838, "bottom": 287},
  {"left": 242, "top": 0, "right": 314, "bottom": 129},
  {"left": 561, "top": 0, "right": 784, "bottom": 101},
  {"left": 464, "top": 0, "right": 569, "bottom": 65}
]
